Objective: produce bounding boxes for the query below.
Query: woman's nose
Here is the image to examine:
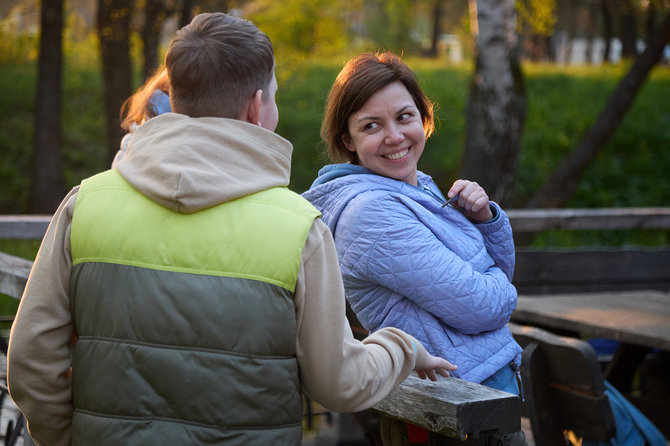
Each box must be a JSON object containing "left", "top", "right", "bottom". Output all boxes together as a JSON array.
[{"left": 384, "top": 124, "right": 404, "bottom": 144}]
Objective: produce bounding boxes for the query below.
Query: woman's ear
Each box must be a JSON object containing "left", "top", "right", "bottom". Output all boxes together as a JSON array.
[
  {"left": 342, "top": 133, "right": 356, "bottom": 152},
  {"left": 242, "top": 89, "right": 263, "bottom": 126}
]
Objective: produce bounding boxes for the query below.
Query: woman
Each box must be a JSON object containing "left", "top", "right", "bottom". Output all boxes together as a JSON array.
[{"left": 302, "top": 52, "right": 525, "bottom": 445}]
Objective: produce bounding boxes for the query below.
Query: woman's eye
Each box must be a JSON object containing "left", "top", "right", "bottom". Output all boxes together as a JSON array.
[
  {"left": 398, "top": 112, "right": 411, "bottom": 121},
  {"left": 364, "top": 122, "right": 378, "bottom": 130}
]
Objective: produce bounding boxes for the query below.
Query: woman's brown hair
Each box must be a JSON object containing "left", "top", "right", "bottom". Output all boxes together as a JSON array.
[
  {"left": 321, "top": 52, "right": 435, "bottom": 164},
  {"left": 120, "top": 66, "right": 170, "bottom": 132}
]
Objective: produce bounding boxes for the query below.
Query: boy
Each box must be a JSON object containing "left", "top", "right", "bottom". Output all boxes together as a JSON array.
[{"left": 7, "top": 12, "right": 455, "bottom": 446}]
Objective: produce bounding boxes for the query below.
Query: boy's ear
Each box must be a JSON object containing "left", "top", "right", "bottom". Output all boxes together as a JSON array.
[{"left": 242, "top": 89, "right": 263, "bottom": 126}]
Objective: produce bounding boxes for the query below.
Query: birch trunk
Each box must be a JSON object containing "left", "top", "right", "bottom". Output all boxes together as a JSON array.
[{"left": 462, "top": 0, "right": 526, "bottom": 206}]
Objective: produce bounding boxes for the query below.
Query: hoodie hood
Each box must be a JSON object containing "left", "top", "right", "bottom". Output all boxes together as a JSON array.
[
  {"left": 116, "top": 113, "right": 293, "bottom": 214},
  {"left": 308, "top": 163, "right": 373, "bottom": 188},
  {"left": 302, "top": 163, "right": 439, "bottom": 236}
]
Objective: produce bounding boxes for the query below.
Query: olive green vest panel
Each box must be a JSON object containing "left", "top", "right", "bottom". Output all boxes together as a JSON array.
[{"left": 69, "top": 170, "right": 320, "bottom": 445}]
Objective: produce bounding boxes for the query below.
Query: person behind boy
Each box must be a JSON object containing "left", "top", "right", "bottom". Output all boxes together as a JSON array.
[
  {"left": 112, "top": 65, "right": 170, "bottom": 167},
  {"left": 7, "top": 12, "right": 455, "bottom": 446}
]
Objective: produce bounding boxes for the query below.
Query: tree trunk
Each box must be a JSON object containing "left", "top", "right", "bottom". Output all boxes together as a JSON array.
[
  {"left": 462, "top": 0, "right": 526, "bottom": 206},
  {"left": 600, "top": 0, "right": 613, "bottom": 63},
  {"left": 563, "top": 0, "right": 577, "bottom": 64},
  {"left": 98, "top": 0, "right": 133, "bottom": 166},
  {"left": 526, "top": 13, "right": 670, "bottom": 209},
  {"left": 30, "top": 0, "right": 64, "bottom": 214},
  {"left": 620, "top": 0, "right": 639, "bottom": 59},
  {"left": 428, "top": 0, "right": 443, "bottom": 57},
  {"left": 179, "top": 0, "right": 197, "bottom": 29},
  {"left": 646, "top": 1, "right": 657, "bottom": 44},
  {"left": 142, "top": 0, "right": 169, "bottom": 80},
  {"left": 585, "top": 0, "right": 597, "bottom": 64}
]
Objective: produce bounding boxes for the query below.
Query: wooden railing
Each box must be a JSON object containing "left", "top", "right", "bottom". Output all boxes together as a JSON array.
[
  {"left": 507, "top": 207, "right": 670, "bottom": 232},
  {"left": 0, "top": 215, "right": 51, "bottom": 240},
  {"left": 507, "top": 207, "right": 670, "bottom": 294}
]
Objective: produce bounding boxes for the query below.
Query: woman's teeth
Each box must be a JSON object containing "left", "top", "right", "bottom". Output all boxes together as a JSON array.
[{"left": 386, "top": 148, "right": 409, "bottom": 160}]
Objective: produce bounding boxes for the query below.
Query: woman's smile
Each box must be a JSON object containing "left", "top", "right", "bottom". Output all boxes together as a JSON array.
[{"left": 384, "top": 148, "right": 410, "bottom": 160}]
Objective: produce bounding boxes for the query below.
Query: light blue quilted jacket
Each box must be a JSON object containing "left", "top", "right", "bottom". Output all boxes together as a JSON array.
[{"left": 302, "top": 164, "right": 522, "bottom": 383}]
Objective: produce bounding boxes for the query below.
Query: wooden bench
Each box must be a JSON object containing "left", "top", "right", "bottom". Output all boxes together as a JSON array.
[
  {"left": 507, "top": 207, "right": 670, "bottom": 439},
  {"left": 509, "top": 323, "right": 616, "bottom": 445}
]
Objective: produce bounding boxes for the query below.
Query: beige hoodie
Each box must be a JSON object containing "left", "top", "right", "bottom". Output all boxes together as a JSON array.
[{"left": 7, "top": 114, "right": 435, "bottom": 445}]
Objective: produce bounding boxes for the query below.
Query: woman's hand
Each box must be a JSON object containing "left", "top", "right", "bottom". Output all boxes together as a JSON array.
[
  {"left": 446, "top": 179, "right": 493, "bottom": 222},
  {"left": 415, "top": 354, "right": 458, "bottom": 381}
]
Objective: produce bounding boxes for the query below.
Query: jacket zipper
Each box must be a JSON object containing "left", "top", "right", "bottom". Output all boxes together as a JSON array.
[
  {"left": 510, "top": 361, "right": 525, "bottom": 402},
  {"left": 411, "top": 181, "right": 448, "bottom": 207}
]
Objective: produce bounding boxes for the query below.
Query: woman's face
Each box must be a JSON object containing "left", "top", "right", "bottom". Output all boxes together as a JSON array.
[{"left": 343, "top": 81, "right": 425, "bottom": 186}]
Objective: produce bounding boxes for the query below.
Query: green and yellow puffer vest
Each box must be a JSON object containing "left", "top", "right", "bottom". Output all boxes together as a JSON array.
[{"left": 69, "top": 169, "right": 320, "bottom": 445}]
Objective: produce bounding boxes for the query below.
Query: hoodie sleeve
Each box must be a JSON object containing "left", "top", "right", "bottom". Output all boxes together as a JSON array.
[
  {"left": 338, "top": 194, "right": 516, "bottom": 335},
  {"left": 294, "top": 218, "right": 433, "bottom": 413},
  {"left": 7, "top": 188, "right": 78, "bottom": 446}
]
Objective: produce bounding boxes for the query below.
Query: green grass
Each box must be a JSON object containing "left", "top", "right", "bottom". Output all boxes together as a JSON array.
[
  {"left": 0, "top": 295, "right": 19, "bottom": 332},
  {"left": 1, "top": 56, "right": 669, "bottom": 248},
  {"left": 517, "top": 64, "right": 670, "bottom": 208}
]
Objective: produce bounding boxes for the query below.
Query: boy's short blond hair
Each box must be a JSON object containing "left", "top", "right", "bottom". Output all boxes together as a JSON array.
[{"left": 166, "top": 12, "right": 274, "bottom": 119}]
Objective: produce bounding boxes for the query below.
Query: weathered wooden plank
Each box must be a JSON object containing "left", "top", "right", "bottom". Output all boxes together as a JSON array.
[
  {"left": 0, "top": 215, "right": 51, "bottom": 240},
  {"left": 513, "top": 247, "right": 670, "bottom": 294},
  {"left": 372, "top": 374, "right": 520, "bottom": 440},
  {"left": 507, "top": 207, "right": 670, "bottom": 233},
  {"left": 0, "top": 252, "right": 33, "bottom": 299},
  {"left": 512, "top": 291, "right": 670, "bottom": 351}
]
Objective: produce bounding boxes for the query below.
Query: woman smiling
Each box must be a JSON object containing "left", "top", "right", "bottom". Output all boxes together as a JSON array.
[{"left": 302, "top": 52, "right": 525, "bottom": 445}]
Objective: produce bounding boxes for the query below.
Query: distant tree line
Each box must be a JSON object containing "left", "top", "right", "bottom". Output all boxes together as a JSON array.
[{"left": 27, "top": 0, "right": 670, "bottom": 213}]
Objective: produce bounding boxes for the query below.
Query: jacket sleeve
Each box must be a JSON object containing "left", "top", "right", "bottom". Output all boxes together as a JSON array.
[
  {"left": 338, "top": 195, "right": 516, "bottom": 335},
  {"left": 473, "top": 202, "right": 516, "bottom": 281},
  {"left": 294, "top": 218, "right": 433, "bottom": 413},
  {"left": 7, "top": 188, "right": 78, "bottom": 446}
]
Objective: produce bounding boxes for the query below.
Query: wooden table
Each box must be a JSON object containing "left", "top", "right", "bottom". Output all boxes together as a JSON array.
[
  {"left": 511, "top": 290, "right": 670, "bottom": 437},
  {"left": 512, "top": 290, "right": 670, "bottom": 352}
]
